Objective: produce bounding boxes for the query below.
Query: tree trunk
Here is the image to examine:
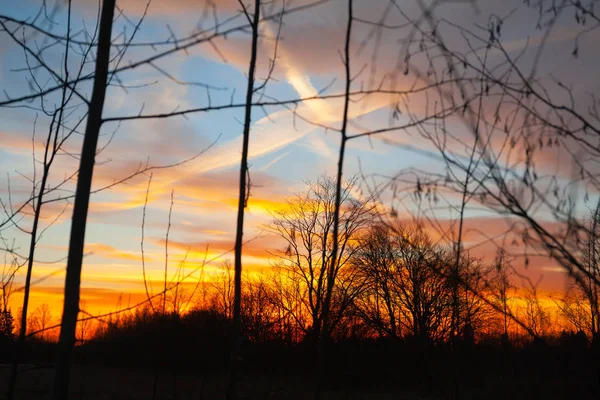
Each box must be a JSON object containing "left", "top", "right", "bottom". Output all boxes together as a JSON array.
[
  {"left": 315, "top": 2, "right": 353, "bottom": 399},
  {"left": 227, "top": 1, "right": 260, "bottom": 399},
  {"left": 51, "top": 0, "right": 115, "bottom": 398}
]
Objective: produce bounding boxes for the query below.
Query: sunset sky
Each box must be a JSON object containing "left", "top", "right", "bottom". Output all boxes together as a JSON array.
[{"left": 1, "top": 0, "right": 598, "bottom": 318}]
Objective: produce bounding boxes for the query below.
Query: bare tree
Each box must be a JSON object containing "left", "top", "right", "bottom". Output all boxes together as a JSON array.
[
  {"left": 242, "top": 271, "right": 280, "bottom": 344},
  {"left": 356, "top": 223, "right": 454, "bottom": 345},
  {"left": 351, "top": 224, "right": 402, "bottom": 339},
  {"left": 388, "top": 0, "right": 600, "bottom": 309},
  {"left": 52, "top": 0, "right": 116, "bottom": 397},
  {"left": 555, "top": 282, "right": 595, "bottom": 335},
  {"left": 76, "top": 302, "right": 93, "bottom": 345},
  {"left": 488, "top": 248, "right": 516, "bottom": 340},
  {"left": 577, "top": 201, "right": 600, "bottom": 337},
  {"left": 267, "top": 176, "right": 374, "bottom": 344},
  {"left": 0, "top": 235, "right": 17, "bottom": 340},
  {"left": 514, "top": 271, "right": 551, "bottom": 340},
  {"left": 208, "top": 260, "right": 236, "bottom": 319},
  {"left": 229, "top": 1, "right": 260, "bottom": 398},
  {"left": 28, "top": 303, "right": 53, "bottom": 342}
]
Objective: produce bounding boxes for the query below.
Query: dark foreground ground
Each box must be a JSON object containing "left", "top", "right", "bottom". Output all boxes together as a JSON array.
[
  {"left": 0, "top": 364, "right": 435, "bottom": 400},
  {"left": 0, "top": 332, "right": 599, "bottom": 399},
  {"left": 0, "top": 347, "right": 599, "bottom": 400}
]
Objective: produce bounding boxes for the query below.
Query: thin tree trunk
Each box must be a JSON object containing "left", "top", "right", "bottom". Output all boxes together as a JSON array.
[
  {"left": 6, "top": 164, "right": 49, "bottom": 400},
  {"left": 7, "top": 3, "right": 73, "bottom": 397},
  {"left": 51, "top": 0, "right": 115, "bottom": 398},
  {"left": 315, "top": 2, "right": 352, "bottom": 399},
  {"left": 591, "top": 199, "right": 600, "bottom": 337},
  {"left": 227, "top": 1, "right": 260, "bottom": 399}
]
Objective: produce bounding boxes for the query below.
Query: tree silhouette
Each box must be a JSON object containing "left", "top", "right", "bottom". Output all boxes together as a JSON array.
[
  {"left": 52, "top": 0, "right": 116, "bottom": 397},
  {"left": 267, "top": 176, "right": 374, "bottom": 346},
  {"left": 229, "top": 0, "right": 261, "bottom": 398}
]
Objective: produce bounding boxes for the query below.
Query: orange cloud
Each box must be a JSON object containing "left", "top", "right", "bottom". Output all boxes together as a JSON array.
[
  {"left": 154, "top": 231, "right": 283, "bottom": 262},
  {"left": 85, "top": 243, "right": 148, "bottom": 262}
]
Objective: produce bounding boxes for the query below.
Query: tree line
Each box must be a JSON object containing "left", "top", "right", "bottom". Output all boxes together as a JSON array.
[{"left": 4, "top": 176, "right": 598, "bottom": 350}]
